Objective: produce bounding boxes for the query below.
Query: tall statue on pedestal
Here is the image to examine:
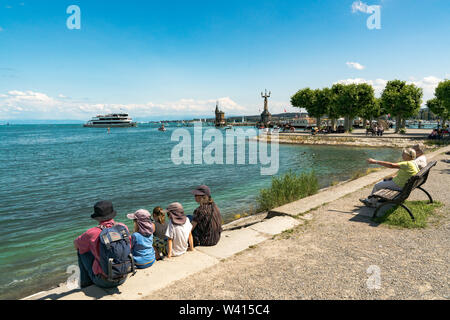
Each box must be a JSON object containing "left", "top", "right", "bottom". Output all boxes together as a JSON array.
[{"left": 260, "top": 89, "right": 272, "bottom": 127}]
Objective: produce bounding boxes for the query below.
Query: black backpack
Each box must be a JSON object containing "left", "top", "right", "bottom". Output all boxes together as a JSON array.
[{"left": 98, "top": 224, "right": 136, "bottom": 281}]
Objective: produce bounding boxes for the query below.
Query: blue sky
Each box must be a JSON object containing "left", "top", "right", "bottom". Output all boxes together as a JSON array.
[{"left": 0, "top": 0, "right": 449, "bottom": 121}]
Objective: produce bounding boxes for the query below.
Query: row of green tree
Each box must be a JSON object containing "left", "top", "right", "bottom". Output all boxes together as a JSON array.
[{"left": 290, "top": 79, "right": 450, "bottom": 132}]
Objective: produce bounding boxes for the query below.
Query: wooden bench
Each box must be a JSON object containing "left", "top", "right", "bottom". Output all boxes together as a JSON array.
[{"left": 371, "top": 161, "right": 437, "bottom": 221}]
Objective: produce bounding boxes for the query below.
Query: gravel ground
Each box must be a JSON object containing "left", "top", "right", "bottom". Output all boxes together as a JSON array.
[{"left": 145, "top": 152, "right": 450, "bottom": 300}]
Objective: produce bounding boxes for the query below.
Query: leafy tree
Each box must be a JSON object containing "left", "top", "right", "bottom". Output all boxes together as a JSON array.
[
  {"left": 356, "top": 83, "right": 377, "bottom": 121},
  {"left": 359, "top": 97, "right": 381, "bottom": 125},
  {"left": 325, "top": 88, "right": 341, "bottom": 130},
  {"left": 331, "top": 83, "right": 373, "bottom": 132},
  {"left": 315, "top": 87, "right": 334, "bottom": 127},
  {"left": 435, "top": 79, "right": 450, "bottom": 113},
  {"left": 291, "top": 88, "right": 326, "bottom": 127},
  {"left": 427, "top": 98, "right": 448, "bottom": 127},
  {"left": 381, "top": 80, "right": 423, "bottom": 132},
  {"left": 331, "top": 83, "right": 350, "bottom": 131}
]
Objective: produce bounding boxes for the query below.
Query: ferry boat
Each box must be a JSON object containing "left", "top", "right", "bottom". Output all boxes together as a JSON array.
[{"left": 84, "top": 114, "right": 137, "bottom": 128}]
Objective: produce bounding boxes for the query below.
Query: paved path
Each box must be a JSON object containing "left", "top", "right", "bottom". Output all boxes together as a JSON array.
[
  {"left": 144, "top": 150, "right": 449, "bottom": 300},
  {"left": 282, "top": 128, "right": 434, "bottom": 139}
]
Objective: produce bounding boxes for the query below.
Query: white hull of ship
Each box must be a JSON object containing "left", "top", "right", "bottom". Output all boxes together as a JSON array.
[{"left": 83, "top": 123, "right": 137, "bottom": 128}]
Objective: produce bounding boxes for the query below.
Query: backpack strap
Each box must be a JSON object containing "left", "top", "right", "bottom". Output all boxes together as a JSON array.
[{"left": 97, "top": 221, "right": 116, "bottom": 231}]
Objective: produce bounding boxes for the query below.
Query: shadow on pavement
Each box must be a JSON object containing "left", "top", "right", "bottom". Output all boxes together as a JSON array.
[
  {"left": 329, "top": 203, "right": 396, "bottom": 227},
  {"left": 37, "top": 284, "right": 120, "bottom": 300}
]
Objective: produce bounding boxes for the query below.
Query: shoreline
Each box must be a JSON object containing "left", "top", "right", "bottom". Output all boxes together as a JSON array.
[
  {"left": 21, "top": 144, "right": 450, "bottom": 300},
  {"left": 13, "top": 180, "right": 332, "bottom": 300}
]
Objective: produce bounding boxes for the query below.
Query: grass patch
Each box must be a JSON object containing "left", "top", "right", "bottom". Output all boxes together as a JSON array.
[
  {"left": 373, "top": 200, "right": 443, "bottom": 228},
  {"left": 257, "top": 170, "right": 319, "bottom": 212},
  {"left": 330, "top": 180, "right": 340, "bottom": 187}
]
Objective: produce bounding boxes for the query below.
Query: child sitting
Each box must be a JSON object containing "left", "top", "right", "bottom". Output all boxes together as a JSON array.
[
  {"left": 126, "top": 209, "right": 156, "bottom": 269},
  {"left": 165, "top": 202, "right": 194, "bottom": 258},
  {"left": 152, "top": 206, "right": 169, "bottom": 260}
]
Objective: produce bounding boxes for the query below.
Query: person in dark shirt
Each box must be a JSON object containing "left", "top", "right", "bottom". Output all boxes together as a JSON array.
[
  {"left": 190, "top": 185, "right": 223, "bottom": 247},
  {"left": 152, "top": 206, "right": 168, "bottom": 260}
]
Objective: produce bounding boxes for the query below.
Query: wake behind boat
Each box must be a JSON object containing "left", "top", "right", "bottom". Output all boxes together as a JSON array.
[{"left": 84, "top": 114, "right": 137, "bottom": 128}]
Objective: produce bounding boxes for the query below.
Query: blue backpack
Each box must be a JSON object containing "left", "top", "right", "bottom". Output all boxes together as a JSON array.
[{"left": 98, "top": 224, "right": 136, "bottom": 281}]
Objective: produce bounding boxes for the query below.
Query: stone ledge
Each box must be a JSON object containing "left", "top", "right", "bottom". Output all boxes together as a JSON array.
[
  {"left": 196, "top": 228, "right": 269, "bottom": 260},
  {"left": 248, "top": 216, "right": 303, "bottom": 235}
]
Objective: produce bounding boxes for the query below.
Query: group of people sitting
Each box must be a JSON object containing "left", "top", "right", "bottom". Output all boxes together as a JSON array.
[
  {"left": 359, "top": 144, "right": 427, "bottom": 208},
  {"left": 428, "top": 127, "right": 449, "bottom": 140},
  {"left": 74, "top": 185, "right": 222, "bottom": 289},
  {"left": 365, "top": 122, "right": 385, "bottom": 136}
]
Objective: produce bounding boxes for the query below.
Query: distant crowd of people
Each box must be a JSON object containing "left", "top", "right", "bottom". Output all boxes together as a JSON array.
[
  {"left": 428, "top": 126, "right": 449, "bottom": 140},
  {"left": 365, "top": 122, "right": 385, "bottom": 136},
  {"left": 74, "top": 185, "right": 222, "bottom": 289}
]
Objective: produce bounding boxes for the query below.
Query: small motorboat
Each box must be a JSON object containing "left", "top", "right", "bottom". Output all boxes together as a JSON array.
[{"left": 158, "top": 125, "right": 167, "bottom": 132}]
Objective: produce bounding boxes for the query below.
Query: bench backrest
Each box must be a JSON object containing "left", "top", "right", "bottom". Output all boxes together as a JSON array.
[{"left": 396, "top": 160, "right": 437, "bottom": 201}]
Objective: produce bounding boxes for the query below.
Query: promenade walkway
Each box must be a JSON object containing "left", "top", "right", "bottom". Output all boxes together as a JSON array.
[
  {"left": 23, "top": 146, "right": 450, "bottom": 300},
  {"left": 282, "top": 128, "right": 434, "bottom": 139}
]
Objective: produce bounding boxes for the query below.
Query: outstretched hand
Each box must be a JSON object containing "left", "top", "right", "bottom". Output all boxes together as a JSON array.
[{"left": 367, "top": 158, "right": 377, "bottom": 164}]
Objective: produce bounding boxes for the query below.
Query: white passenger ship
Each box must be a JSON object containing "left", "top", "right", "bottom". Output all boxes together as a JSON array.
[{"left": 84, "top": 114, "right": 137, "bottom": 128}]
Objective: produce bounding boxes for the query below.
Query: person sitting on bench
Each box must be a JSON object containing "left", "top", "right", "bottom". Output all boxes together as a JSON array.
[
  {"left": 359, "top": 148, "right": 420, "bottom": 207},
  {"left": 412, "top": 143, "right": 427, "bottom": 170}
]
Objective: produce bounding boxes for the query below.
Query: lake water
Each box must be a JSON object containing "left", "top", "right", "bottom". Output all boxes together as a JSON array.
[{"left": 0, "top": 124, "right": 401, "bottom": 299}]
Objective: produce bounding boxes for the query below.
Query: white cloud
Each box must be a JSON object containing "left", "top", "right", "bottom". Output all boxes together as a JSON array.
[
  {"left": 351, "top": 1, "right": 370, "bottom": 13},
  {"left": 407, "top": 75, "right": 442, "bottom": 102},
  {"left": 0, "top": 91, "right": 249, "bottom": 120},
  {"left": 346, "top": 62, "right": 365, "bottom": 70}
]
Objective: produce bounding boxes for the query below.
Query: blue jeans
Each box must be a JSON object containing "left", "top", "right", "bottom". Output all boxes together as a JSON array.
[{"left": 77, "top": 251, "right": 126, "bottom": 289}]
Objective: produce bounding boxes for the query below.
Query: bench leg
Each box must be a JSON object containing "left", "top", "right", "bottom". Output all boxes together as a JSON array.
[
  {"left": 373, "top": 202, "right": 391, "bottom": 219},
  {"left": 373, "top": 202, "right": 415, "bottom": 221},
  {"left": 399, "top": 203, "right": 415, "bottom": 221},
  {"left": 417, "top": 186, "right": 433, "bottom": 203}
]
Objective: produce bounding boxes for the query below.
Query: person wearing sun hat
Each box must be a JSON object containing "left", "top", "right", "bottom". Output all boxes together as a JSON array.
[
  {"left": 412, "top": 143, "right": 427, "bottom": 170},
  {"left": 74, "top": 200, "right": 131, "bottom": 288},
  {"left": 360, "top": 148, "right": 420, "bottom": 208},
  {"left": 126, "top": 209, "right": 156, "bottom": 269},
  {"left": 165, "top": 202, "right": 194, "bottom": 258},
  {"left": 190, "top": 185, "right": 223, "bottom": 247}
]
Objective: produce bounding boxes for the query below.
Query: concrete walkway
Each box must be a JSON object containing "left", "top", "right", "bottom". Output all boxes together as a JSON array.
[
  {"left": 282, "top": 128, "right": 435, "bottom": 139},
  {"left": 23, "top": 145, "right": 450, "bottom": 300}
]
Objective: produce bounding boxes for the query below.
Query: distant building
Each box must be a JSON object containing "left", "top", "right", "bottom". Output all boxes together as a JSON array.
[
  {"left": 215, "top": 102, "right": 226, "bottom": 127},
  {"left": 417, "top": 107, "right": 438, "bottom": 121}
]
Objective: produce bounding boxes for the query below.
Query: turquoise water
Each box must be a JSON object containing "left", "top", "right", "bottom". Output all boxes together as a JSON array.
[{"left": 0, "top": 124, "right": 401, "bottom": 299}]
